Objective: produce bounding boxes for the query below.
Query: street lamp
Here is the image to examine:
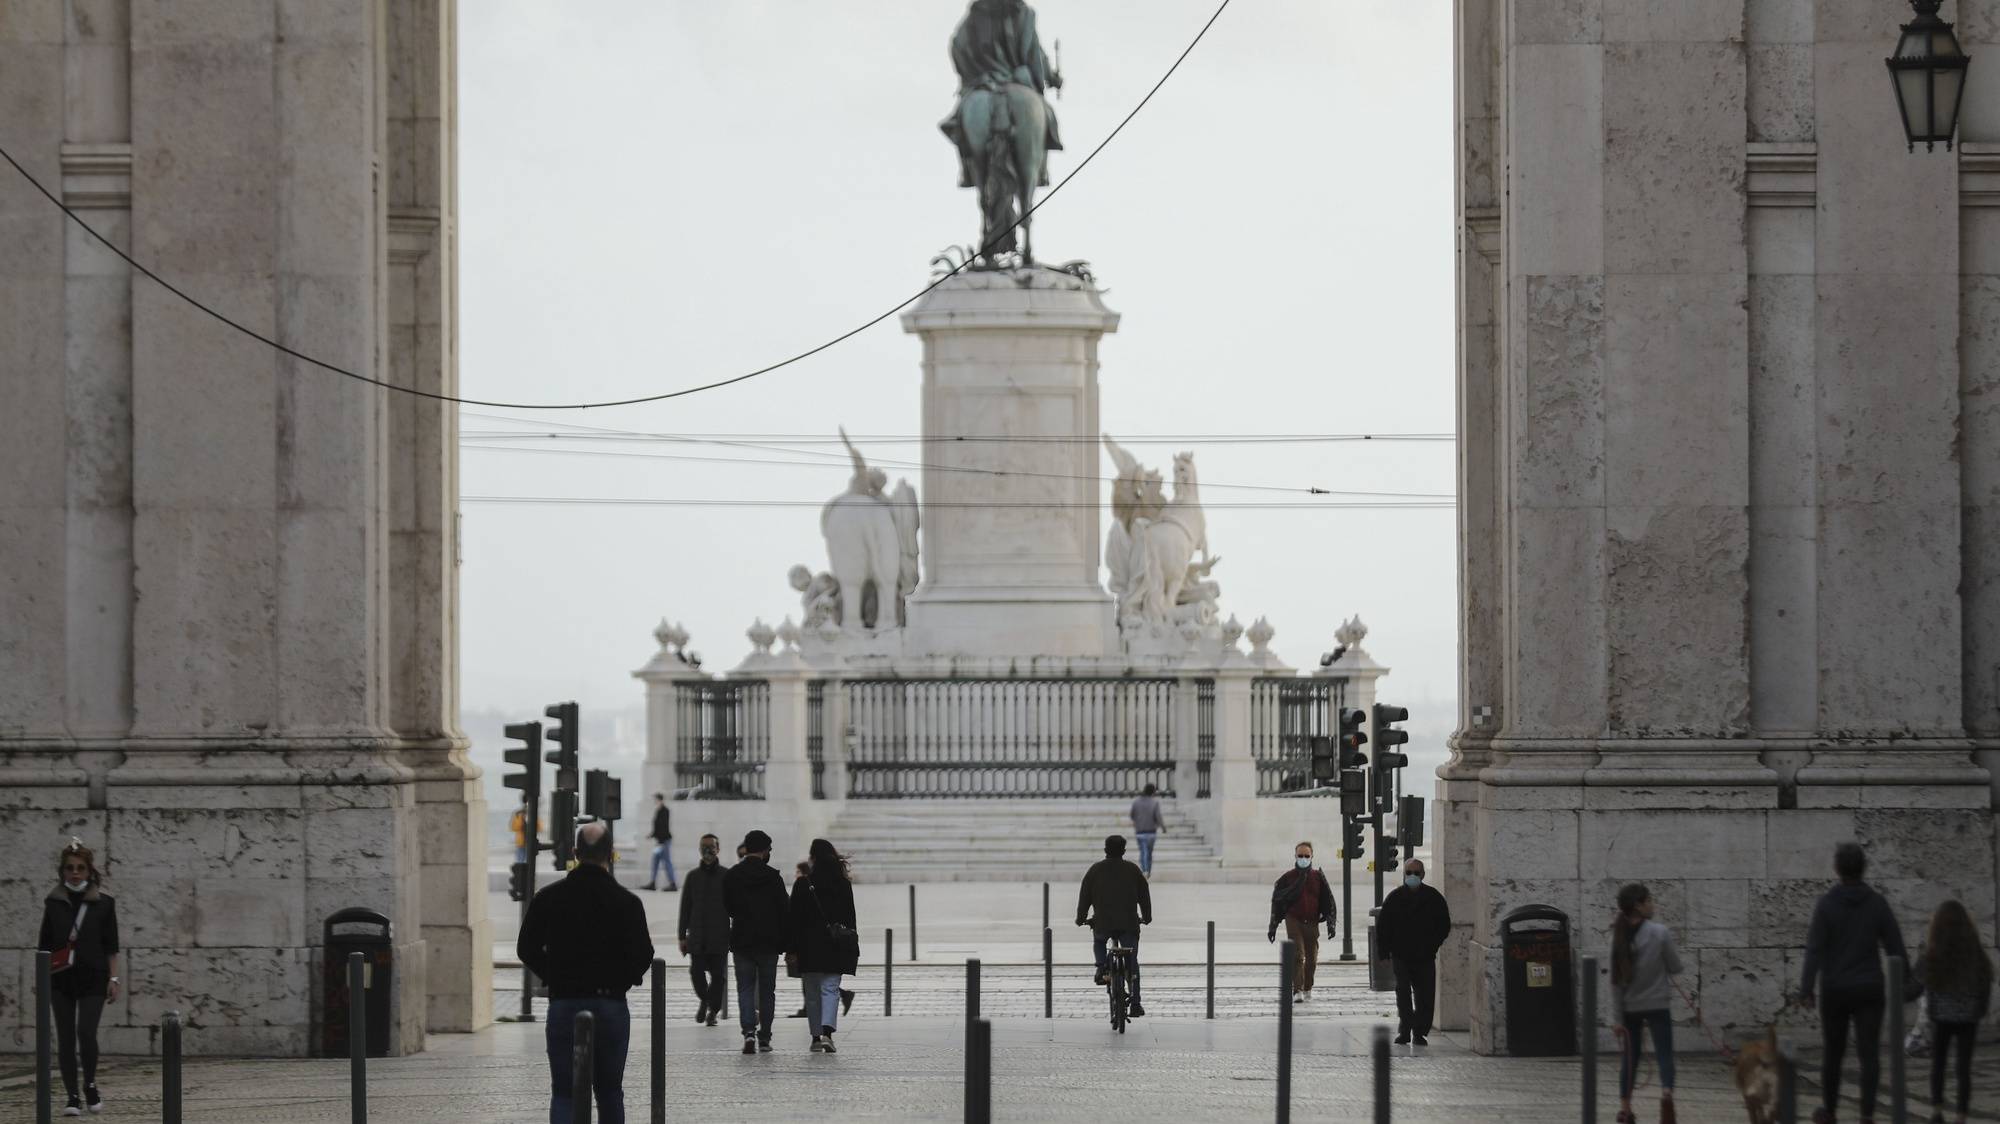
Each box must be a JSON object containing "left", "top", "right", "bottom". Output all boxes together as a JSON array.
[{"left": 1886, "top": 0, "right": 1971, "bottom": 152}]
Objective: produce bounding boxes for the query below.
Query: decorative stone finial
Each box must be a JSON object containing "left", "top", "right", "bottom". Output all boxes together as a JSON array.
[
  {"left": 1247, "top": 616, "right": 1275, "bottom": 654},
  {"left": 746, "top": 618, "right": 776, "bottom": 656},
  {"left": 1335, "top": 614, "right": 1368, "bottom": 650},
  {"left": 654, "top": 618, "right": 691, "bottom": 654},
  {"left": 1220, "top": 614, "right": 1245, "bottom": 651},
  {"left": 776, "top": 617, "right": 801, "bottom": 651}
]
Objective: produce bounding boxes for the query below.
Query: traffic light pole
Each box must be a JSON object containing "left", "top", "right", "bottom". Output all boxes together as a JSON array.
[
  {"left": 1339, "top": 842, "right": 1356, "bottom": 960},
  {"left": 519, "top": 828, "right": 538, "bottom": 1023},
  {"left": 1370, "top": 772, "right": 1386, "bottom": 910}
]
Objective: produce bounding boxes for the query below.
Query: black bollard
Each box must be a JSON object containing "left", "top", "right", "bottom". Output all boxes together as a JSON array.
[
  {"left": 1887, "top": 955, "right": 1906, "bottom": 1124},
  {"left": 1277, "top": 939, "right": 1296, "bottom": 1124},
  {"left": 162, "top": 1011, "right": 184, "bottom": 1124},
  {"left": 349, "top": 952, "right": 368, "bottom": 1124},
  {"left": 36, "top": 950, "right": 51, "bottom": 1124},
  {"left": 910, "top": 884, "right": 918, "bottom": 961},
  {"left": 1043, "top": 928, "right": 1053, "bottom": 1019},
  {"left": 1777, "top": 1038, "right": 1798, "bottom": 1124},
  {"left": 885, "top": 928, "right": 894, "bottom": 1017},
  {"left": 1042, "top": 881, "right": 1049, "bottom": 932},
  {"left": 650, "top": 958, "right": 665, "bottom": 1124},
  {"left": 1373, "top": 1024, "right": 1391, "bottom": 1124},
  {"left": 571, "top": 1008, "right": 596, "bottom": 1124},
  {"left": 1206, "top": 920, "right": 1216, "bottom": 1020},
  {"left": 1580, "top": 955, "right": 1597, "bottom": 1124},
  {"left": 967, "top": 958, "right": 981, "bottom": 1062},
  {"left": 965, "top": 1016, "right": 993, "bottom": 1124}
]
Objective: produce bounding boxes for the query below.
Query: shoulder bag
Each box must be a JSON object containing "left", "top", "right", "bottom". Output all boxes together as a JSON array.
[
  {"left": 807, "top": 880, "right": 859, "bottom": 952},
  {"left": 49, "top": 902, "right": 89, "bottom": 974}
]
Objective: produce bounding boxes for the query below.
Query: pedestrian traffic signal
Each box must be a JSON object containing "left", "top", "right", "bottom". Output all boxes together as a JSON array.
[
  {"left": 1338, "top": 708, "right": 1369, "bottom": 769},
  {"left": 1398, "top": 794, "right": 1426, "bottom": 849},
  {"left": 549, "top": 788, "right": 578, "bottom": 869},
  {"left": 544, "top": 701, "right": 579, "bottom": 792},
  {"left": 1341, "top": 815, "right": 1365, "bottom": 860},
  {"left": 583, "top": 768, "right": 622, "bottom": 822},
  {"left": 1371, "top": 702, "right": 1410, "bottom": 773},
  {"left": 1310, "top": 735, "right": 1338, "bottom": 786},
  {"left": 502, "top": 721, "right": 543, "bottom": 824},
  {"left": 508, "top": 861, "right": 533, "bottom": 902},
  {"left": 1339, "top": 771, "right": 1368, "bottom": 818},
  {"left": 1376, "top": 831, "right": 1400, "bottom": 864}
]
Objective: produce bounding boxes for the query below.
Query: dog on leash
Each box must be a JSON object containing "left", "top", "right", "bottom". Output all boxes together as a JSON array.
[{"left": 1733, "top": 1027, "right": 1780, "bottom": 1124}]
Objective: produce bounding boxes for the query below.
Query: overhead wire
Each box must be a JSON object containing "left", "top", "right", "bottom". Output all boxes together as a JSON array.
[
  {"left": 0, "top": 0, "right": 1236, "bottom": 412},
  {"left": 461, "top": 495, "right": 1455, "bottom": 510}
]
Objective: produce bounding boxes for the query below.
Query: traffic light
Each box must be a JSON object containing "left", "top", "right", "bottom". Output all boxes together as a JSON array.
[
  {"left": 1309, "top": 735, "right": 1338, "bottom": 786},
  {"left": 1398, "top": 795, "right": 1426, "bottom": 849},
  {"left": 545, "top": 701, "right": 580, "bottom": 792},
  {"left": 1339, "top": 771, "right": 1368, "bottom": 818},
  {"left": 602, "top": 776, "right": 622, "bottom": 823},
  {"left": 502, "top": 720, "right": 543, "bottom": 824},
  {"left": 1376, "top": 829, "right": 1400, "bottom": 864},
  {"left": 1338, "top": 708, "right": 1369, "bottom": 769},
  {"left": 1371, "top": 702, "right": 1410, "bottom": 775},
  {"left": 1341, "top": 816, "right": 1365, "bottom": 860},
  {"left": 549, "top": 788, "right": 578, "bottom": 869},
  {"left": 584, "top": 769, "right": 622, "bottom": 822},
  {"left": 508, "top": 861, "right": 533, "bottom": 902}
]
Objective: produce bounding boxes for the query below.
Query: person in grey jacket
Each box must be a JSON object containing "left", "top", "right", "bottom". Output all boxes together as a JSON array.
[
  {"left": 1128, "top": 784, "right": 1165, "bottom": 876},
  {"left": 1800, "top": 842, "right": 1909, "bottom": 1124},
  {"left": 1610, "top": 883, "right": 1683, "bottom": 1124}
]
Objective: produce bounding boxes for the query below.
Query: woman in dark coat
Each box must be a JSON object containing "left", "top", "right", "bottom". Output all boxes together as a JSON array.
[
  {"left": 787, "top": 838, "right": 859, "bottom": 1053},
  {"left": 37, "top": 838, "right": 121, "bottom": 1117}
]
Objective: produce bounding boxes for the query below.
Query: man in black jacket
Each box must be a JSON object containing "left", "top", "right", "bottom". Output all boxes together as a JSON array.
[
  {"left": 517, "top": 821, "right": 655, "bottom": 1124},
  {"left": 644, "top": 793, "right": 677, "bottom": 891},
  {"left": 724, "top": 829, "right": 791, "bottom": 1053},
  {"left": 1077, "top": 834, "right": 1152, "bottom": 1016},
  {"left": 677, "top": 833, "right": 730, "bottom": 1026},
  {"left": 1377, "top": 857, "right": 1451, "bottom": 1045},
  {"left": 1268, "top": 841, "right": 1337, "bottom": 1003},
  {"left": 1800, "top": 841, "right": 1908, "bottom": 1124}
]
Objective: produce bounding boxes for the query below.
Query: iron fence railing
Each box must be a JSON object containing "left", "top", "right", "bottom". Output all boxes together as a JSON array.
[
  {"left": 1195, "top": 678, "right": 1215, "bottom": 799},
  {"left": 844, "top": 678, "right": 1178, "bottom": 798},
  {"left": 807, "top": 680, "right": 827, "bottom": 800},
  {"left": 674, "top": 680, "right": 769, "bottom": 799},
  {"left": 1249, "top": 678, "right": 1341, "bottom": 796}
]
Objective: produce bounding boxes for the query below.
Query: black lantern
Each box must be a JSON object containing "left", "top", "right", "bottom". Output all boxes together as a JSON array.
[{"left": 1886, "top": 0, "right": 1971, "bottom": 152}]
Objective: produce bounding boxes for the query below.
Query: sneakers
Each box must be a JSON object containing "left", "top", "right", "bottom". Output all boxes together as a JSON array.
[
  {"left": 1659, "top": 1095, "right": 1676, "bottom": 1124},
  {"left": 1298, "top": 990, "right": 1311, "bottom": 1004},
  {"left": 1291, "top": 991, "right": 1302, "bottom": 1004},
  {"left": 666, "top": 884, "right": 678, "bottom": 892},
  {"left": 742, "top": 1037, "right": 757, "bottom": 1055},
  {"left": 84, "top": 1085, "right": 102, "bottom": 1114},
  {"left": 706, "top": 1013, "right": 719, "bottom": 1028},
  {"left": 757, "top": 1035, "right": 774, "bottom": 1053},
  {"left": 1413, "top": 1034, "right": 1429, "bottom": 1046},
  {"left": 1127, "top": 1004, "right": 1146, "bottom": 1018},
  {"left": 810, "top": 1036, "right": 827, "bottom": 1053},
  {"left": 642, "top": 882, "right": 656, "bottom": 891},
  {"left": 696, "top": 1004, "right": 709, "bottom": 1023},
  {"left": 1394, "top": 1030, "right": 1411, "bottom": 1045},
  {"left": 821, "top": 1032, "right": 837, "bottom": 1054},
  {"left": 1094, "top": 970, "right": 1109, "bottom": 986},
  {"left": 62, "top": 1096, "right": 82, "bottom": 1117},
  {"left": 789, "top": 1007, "right": 809, "bottom": 1018}
]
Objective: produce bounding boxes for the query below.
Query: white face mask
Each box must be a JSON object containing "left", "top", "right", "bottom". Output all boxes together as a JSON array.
[
  {"left": 1295, "top": 856, "right": 1312, "bottom": 869},
  {"left": 64, "top": 879, "right": 89, "bottom": 893}
]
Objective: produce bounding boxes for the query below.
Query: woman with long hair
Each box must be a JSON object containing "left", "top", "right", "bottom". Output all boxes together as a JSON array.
[
  {"left": 1918, "top": 900, "right": 1992, "bottom": 1123},
  {"left": 36, "top": 838, "right": 122, "bottom": 1117},
  {"left": 787, "top": 838, "right": 859, "bottom": 1053},
  {"left": 1610, "top": 883, "right": 1682, "bottom": 1124}
]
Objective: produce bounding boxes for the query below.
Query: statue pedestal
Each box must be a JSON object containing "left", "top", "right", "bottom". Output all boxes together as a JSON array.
[{"left": 899, "top": 267, "right": 1120, "bottom": 659}]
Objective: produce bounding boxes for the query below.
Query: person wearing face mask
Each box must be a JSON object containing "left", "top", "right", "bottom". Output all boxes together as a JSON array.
[
  {"left": 1268, "top": 842, "right": 1336, "bottom": 1003},
  {"left": 37, "top": 838, "right": 121, "bottom": 1117},
  {"left": 1376, "top": 858, "right": 1451, "bottom": 1045},
  {"left": 677, "top": 834, "right": 731, "bottom": 1027}
]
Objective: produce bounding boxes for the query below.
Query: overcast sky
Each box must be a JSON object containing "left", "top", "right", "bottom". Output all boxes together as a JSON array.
[{"left": 456, "top": 0, "right": 1459, "bottom": 768}]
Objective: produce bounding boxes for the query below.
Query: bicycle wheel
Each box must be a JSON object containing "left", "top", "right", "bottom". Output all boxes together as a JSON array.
[{"left": 1110, "top": 969, "right": 1127, "bottom": 1034}]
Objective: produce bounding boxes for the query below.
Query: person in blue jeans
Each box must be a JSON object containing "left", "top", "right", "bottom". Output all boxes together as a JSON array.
[
  {"left": 1128, "top": 784, "right": 1165, "bottom": 876},
  {"left": 724, "top": 829, "right": 791, "bottom": 1053},
  {"left": 644, "top": 793, "right": 677, "bottom": 892},
  {"left": 1076, "top": 834, "right": 1153, "bottom": 1017},
  {"left": 516, "top": 821, "right": 656, "bottom": 1124},
  {"left": 1610, "top": 882, "right": 1682, "bottom": 1124}
]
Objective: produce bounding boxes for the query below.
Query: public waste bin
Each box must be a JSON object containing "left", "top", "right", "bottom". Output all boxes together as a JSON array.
[
  {"left": 321, "top": 907, "right": 393, "bottom": 1058},
  {"left": 1501, "top": 903, "right": 1575, "bottom": 1056},
  {"left": 1366, "top": 907, "right": 1392, "bottom": 992}
]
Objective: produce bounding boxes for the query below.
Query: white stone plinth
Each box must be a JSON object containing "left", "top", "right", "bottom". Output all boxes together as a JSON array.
[{"left": 900, "top": 268, "right": 1120, "bottom": 658}]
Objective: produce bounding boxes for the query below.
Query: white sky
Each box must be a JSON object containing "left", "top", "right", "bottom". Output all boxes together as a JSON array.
[{"left": 457, "top": 0, "right": 1460, "bottom": 769}]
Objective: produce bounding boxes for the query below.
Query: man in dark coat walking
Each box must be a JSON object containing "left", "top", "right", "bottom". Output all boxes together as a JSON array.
[
  {"left": 517, "top": 821, "right": 655, "bottom": 1124},
  {"left": 723, "top": 829, "right": 790, "bottom": 1053},
  {"left": 1269, "top": 841, "right": 1337, "bottom": 1003},
  {"left": 644, "top": 793, "right": 676, "bottom": 891},
  {"left": 676, "top": 832, "right": 730, "bottom": 1026},
  {"left": 1799, "top": 841, "right": 1909, "bottom": 1124},
  {"left": 1377, "top": 857, "right": 1451, "bottom": 1044},
  {"left": 1076, "top": 834, "right": 1152, "bottom": 1016}
]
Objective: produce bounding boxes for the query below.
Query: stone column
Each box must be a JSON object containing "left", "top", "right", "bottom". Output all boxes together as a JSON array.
[
  {"left": 1204, "top": 667, "right": 1263, "bottom": 865},
  {"left": 633, "top": 621, "right": 703, "bottom": 806},
  {"left": 761, "top": 657, "right": 818, "bottom": 826},
  {"left": 898, "top": 269, "right": 1120, "bottom": 659}
]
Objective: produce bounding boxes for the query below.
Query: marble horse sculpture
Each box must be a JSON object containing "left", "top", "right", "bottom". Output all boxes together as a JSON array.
[
  {"left": 820, "top": 429, "right": 920, "bottom": 631},
  {"left": 1133, "top": 452, "right": 1207, "bottom": 624}
]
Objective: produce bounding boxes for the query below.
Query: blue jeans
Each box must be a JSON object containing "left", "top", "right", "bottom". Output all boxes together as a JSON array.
[
  {"left": 1619, "top": 1008, "right": 1674, "bottom": 1097},
  {"left": 649, "top": 843, "right": 676, "bottom": 887},
  {"left": 734, "top": 953, "right": 780, "bottom": 1040},
  {"left": 803, "top": 971, "right": 843, "bottom": 1036},
  {"left": 546, "top": 997, "right": 630, "bottom": 1124},
  {"left": 1092, "top": 929, "right": 1142, "bottom": 1004},
  {"left": 1135, "top": 832, "right": 1157, "bottom": 874}
]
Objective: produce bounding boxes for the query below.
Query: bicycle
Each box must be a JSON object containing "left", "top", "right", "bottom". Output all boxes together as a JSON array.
[{"left": 1104, "top": 940, "right": 1136, "bottom": 1033}]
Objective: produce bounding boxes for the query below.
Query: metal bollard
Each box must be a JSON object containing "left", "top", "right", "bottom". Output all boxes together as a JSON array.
[
  {"left": 965, "top": 1016, "right": 993, "bottom": 1124},
  {"left": 1043, "top": 928, "right": 1053, "bottom": 1019},
  {"left": 36, "top": 950, "right": 51, "bottom": 1124},
  {"left": 1580, "top": 956, "right": 1597, "bottom": 1124},
  {"left": 650, "top": 958, "right": 665, "bottom": 1124},
  {"left": 909, "top": 884, "right": 918, "bottom": 961},
  {"left": 1777, "top": 1039, "right": 1798, "bottom": 1124},
  {"left": 349, "top": 952, "right": 368, "bottom": 1124},
  {"left": 1888, "top": 955, "right": 1907, "bottom": 1124},
  {"left": 571, "top": 1009, "right": 596, "bottom": 1124},
  {"left": 885, "top": 928, "right": 894, "bottom": 1017},
  {"left": 1373, "top": 1023, "right": 1392, "bottom": 1124},
  {"left": 1206, "top": 920, "right": 1216, "bottom": 1020},
  {"left": 1042, "top": 881, "right": 1049, "bottom": 932},
  {"left": 967, "top": 957, "right": 981, "bottom": 1066},
  {"left": 1277, "top": 939, "right": 1296, "bottom": 1124},
  {"left": 162, "top": 1012, "right": 184, "bottom": 1124}
]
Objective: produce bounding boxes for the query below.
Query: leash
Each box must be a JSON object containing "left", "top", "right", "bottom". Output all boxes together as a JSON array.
[
  {"left": 1673, "top": 977, "right": 1739, "bottom": 1064},
  {"left": 1612, "top": 978, "right": 1740, "bottom": 1096}
]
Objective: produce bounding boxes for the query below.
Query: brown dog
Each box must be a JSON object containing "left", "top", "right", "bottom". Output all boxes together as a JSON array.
[{"left": 1733, "top": 1027, "right": 1780, "bottom": 1124}]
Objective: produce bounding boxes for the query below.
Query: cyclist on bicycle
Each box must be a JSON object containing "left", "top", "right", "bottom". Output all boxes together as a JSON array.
[{"left": 1076, "top": 834, "right": 1152, "bottom": 1016}]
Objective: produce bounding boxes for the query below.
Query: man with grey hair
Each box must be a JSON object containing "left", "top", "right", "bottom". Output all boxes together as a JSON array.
[{"left": 518, "top": 821, "right": 656, "bottom": 1124}]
